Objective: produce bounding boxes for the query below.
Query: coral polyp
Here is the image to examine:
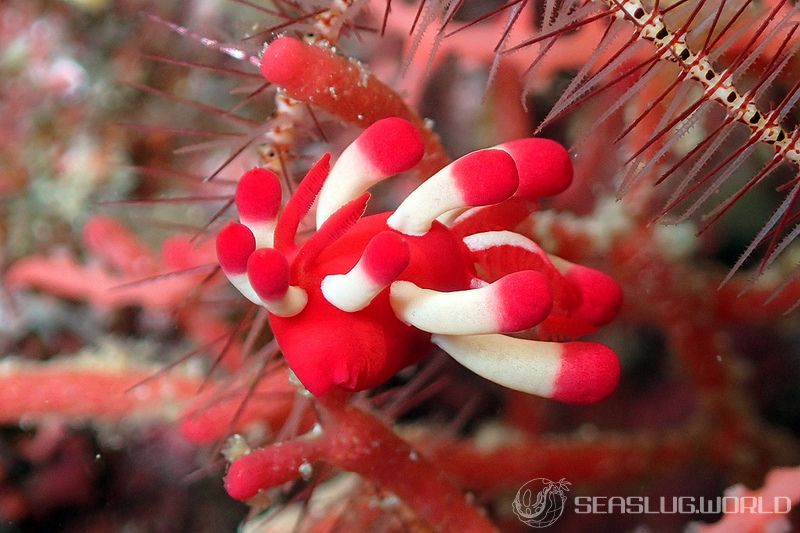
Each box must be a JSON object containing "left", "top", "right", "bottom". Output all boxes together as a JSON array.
[{"left": 216, "top": 117, "right": 622, "bottom": 401}]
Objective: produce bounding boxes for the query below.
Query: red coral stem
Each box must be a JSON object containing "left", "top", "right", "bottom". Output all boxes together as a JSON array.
[
  {"left": 0, "top": 363, "right": 202, "bottom": 423},
  {"left": 226, "top": 393, "right": 496, "bottom": 532},
  {"left": 260, "top": 37, "right": 449, "bottom": 175}
]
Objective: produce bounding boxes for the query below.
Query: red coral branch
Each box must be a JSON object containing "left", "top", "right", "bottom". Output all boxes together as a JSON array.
[
  {"left": 6, "top": 215, "right": 216, "bottom": 312},
  {"left": 419, "top": 429, "right": 697, "bottom": 493},
  {"left": 226, "top": 392, "right": 497, "bottom": 532},
  {"left": 0, "top": 355, "right": 300, "bottom": 443},
  {"left": 260, "top": 37, "right": 449, "bottom": 175},
  {"left": 0, "top": 360, "right": 203, "bottom": 423},
  {"left": 180, "top": 367, "right": 302, "bottom": 444}
]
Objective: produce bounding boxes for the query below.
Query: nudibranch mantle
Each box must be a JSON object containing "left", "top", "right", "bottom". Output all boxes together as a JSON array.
[{"left": 217, "top": 117, "right": 622, "bottom": 403}]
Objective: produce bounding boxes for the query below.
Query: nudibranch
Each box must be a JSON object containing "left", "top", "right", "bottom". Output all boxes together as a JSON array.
[{"left": 216, "top": 118, "right": 622, "bottom": 403}]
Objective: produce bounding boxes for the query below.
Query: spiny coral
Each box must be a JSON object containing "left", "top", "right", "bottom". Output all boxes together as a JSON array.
[{"left": 435, "top": 0, "right": 800, "bottom": 288}]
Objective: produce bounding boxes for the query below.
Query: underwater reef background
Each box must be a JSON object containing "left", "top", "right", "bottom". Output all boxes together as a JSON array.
[{"left": 1, "top": 0, "right": 800, "bottom": 531}]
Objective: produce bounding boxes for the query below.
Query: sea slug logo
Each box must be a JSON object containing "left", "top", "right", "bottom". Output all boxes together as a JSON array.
[{"left": 512, "top": 478, "right": 571, "bottom": 528}]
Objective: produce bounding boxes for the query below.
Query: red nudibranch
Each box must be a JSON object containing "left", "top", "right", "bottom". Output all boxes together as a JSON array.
[{"left": 216, "top": 117, "right": 622, "bottom": 404}]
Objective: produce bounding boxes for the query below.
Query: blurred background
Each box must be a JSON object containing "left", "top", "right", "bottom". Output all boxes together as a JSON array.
[{"left": 1, "top": 0, "right": 799, "bottom": 531}]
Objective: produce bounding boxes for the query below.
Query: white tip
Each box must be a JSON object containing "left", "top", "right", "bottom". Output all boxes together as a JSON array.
[
  {"left": 234, "top": 168, "right": 281, "bottom": 247},
  {"left": 431, "top": 333, "right": 560, "bottom": 398},
  {"left": 386, "top": 168, "right": 460, "bottom": 235},
  {"left": 435, "top": 208, "right": 466, "bottom": 227},
  {"left": 322, "top": 231, "right": 410, "bottom": 312},
  {"left": 225, "top": 272, "right": 262, "bottom": 306},
  {"left": 387, "top": 149, "right": 519, "bottom": 236},
  {"left": 315, "top": 144, "right": 382, "bottom": 229},
  {"left": 246, "top": 247, "right": 308, "bottom": 317},
  {"left": 463, "top": 230, "right": 545, "bottom": 255},
  {"left": 315, "top": 118, "right": 424, "bottom": 228},
  {"left": 321, "top": 271, "right": 380, "bottom": 312},
  {"left": 261, "top": 286, "right": 308, "bottom": 317},
  {"left": 389, "top": 271, "right": 551, "bottom": 335},
  {"left": 245, "top": 221, "right": 276, "bottom": 249},
  {"left": 434, "top": 333, "right": 621, "bottom": 403}
]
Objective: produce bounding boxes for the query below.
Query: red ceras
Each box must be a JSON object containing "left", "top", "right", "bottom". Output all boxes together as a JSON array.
[{"left": 216, "top": 117, "right": 622, "bottom": 403}]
